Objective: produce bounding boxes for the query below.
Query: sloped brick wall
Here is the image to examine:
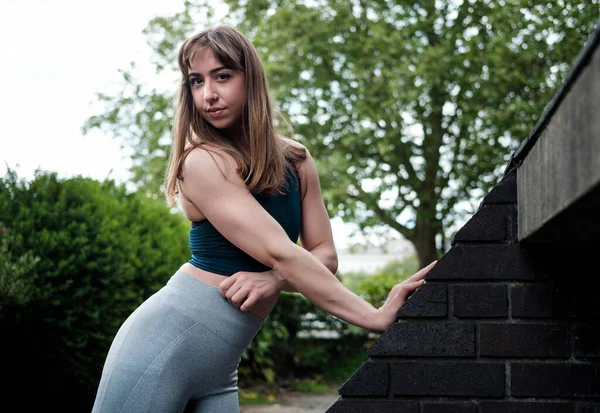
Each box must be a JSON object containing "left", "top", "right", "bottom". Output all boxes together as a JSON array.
[{"left": 326, "top": 169, "right": 600, "bottom": 412}]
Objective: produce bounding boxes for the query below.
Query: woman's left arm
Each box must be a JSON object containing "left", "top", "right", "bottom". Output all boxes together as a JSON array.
[
  {"left": 222, "top": 144, "right": 337, "bottom": 300},
  {"left": 285, "top": 146, "right": 339, "bottom": 286}
]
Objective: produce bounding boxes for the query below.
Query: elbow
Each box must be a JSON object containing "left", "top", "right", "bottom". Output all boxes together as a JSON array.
[
  {"left": 318, "top": 246, "right": 338, "bottom": 274},
  {"left": 328, "top": 253, "right": 338, "bottom": 275},
  {"left": 307, "top": 243, "right": 338, "bottom": 274}
]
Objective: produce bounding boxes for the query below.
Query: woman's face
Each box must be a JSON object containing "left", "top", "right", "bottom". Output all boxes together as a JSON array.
[{"left": 188, "top": 48, "right": 246, "bottom": 137}]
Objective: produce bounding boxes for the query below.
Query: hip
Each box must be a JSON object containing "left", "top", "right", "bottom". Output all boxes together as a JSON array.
[{"left": 178, "top": 263, "right": 279, "bottom": 319}]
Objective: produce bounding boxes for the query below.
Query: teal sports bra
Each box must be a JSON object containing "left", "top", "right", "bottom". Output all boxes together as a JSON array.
[{"left": 188, "top": 167, "right": 302, "bottom": 276}]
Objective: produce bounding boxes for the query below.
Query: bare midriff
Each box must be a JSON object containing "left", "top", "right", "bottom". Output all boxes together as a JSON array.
[{"left": 178, "top": 262, "right": 279, "bottom": 320}]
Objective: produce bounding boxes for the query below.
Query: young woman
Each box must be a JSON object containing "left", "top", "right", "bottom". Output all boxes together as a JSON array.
[{"left": 92, "top": 25, "right": 435, "bottom": 413}]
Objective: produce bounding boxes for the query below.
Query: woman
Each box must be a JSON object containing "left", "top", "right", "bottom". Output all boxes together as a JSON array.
[{"left": 92, "top": 25, "right": 435, "bottom": 413}]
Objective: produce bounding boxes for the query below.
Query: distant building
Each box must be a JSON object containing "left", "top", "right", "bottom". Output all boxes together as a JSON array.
[{"left": 336, "top": 238, "right": 415, "bottom": 275}]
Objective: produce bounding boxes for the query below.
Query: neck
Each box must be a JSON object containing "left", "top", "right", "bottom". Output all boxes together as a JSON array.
[{"left": 224, "top": 126, "right": 250, "bottom": 157}]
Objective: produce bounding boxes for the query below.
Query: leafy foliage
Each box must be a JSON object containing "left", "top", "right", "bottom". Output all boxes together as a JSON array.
[
  {"left": 226, "top": 0, "right": 598, "bottom": 266},
  {"left": 342, "top": 254, "right": 420, "bottom": 307},
  {"left": 0, "top": 168, "right": 190, "bottom": 409},
  {"left": 0, "top": 227, "right": 39, "bottom": 307},
  {"left": 82, "top": 0, "right": 598, "bottom": 267},
  {"left": 73, "top": 0, "right": 599, "bottom": 392},
  {"left": 241, "top": 285, "right": 365, "bottom": 383},
  {"left": 247, "top": 254, "right": 424, "bottom": 383}
]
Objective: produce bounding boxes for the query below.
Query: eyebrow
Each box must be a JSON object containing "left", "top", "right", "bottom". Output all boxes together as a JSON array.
[{"left": 188, "top": 66, "right": 230, "bottom": 78}]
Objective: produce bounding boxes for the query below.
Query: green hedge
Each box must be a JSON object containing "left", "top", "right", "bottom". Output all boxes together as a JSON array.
[
  {"left": 0, "top": 169, "right": 189, "bottom": 410},
  {"left": 0, "top": 168, "right": 419, "bottom": 409}
]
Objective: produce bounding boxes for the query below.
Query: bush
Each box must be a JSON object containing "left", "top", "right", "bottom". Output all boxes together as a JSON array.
[
  {"left": 0, "top": 169, "right": 189, "bottom": 411},
  {"left": 240, "top": 291, "right": 347, "bottom": 383},
  {"left": 240, "top": 271, "right": 366, "bottom": 384},
  {"left": 342, "top": 254, "right": 419, "bottom": 307},
  {"left": 0, "top": 168, "right": 422, "bottom": 406},
  {"left": 0, "top": 228, "right": 39, "bottom": 307},
  {"left": 242, "top": 254, "right": 421, "bottom": 387}
]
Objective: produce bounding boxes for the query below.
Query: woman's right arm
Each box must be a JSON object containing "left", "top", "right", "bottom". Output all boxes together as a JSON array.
[{"left": 179, "top": 148, "right": 433, "bottom": 333}]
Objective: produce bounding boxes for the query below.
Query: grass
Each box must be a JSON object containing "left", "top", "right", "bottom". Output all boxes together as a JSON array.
[
  {"left": 238, "top": 390, "right": 279, "bottom": 406},
  {"left": 238, "top": 347, "right": 369, "bottom": 405},
  {"left": 238, "top": 376, "right": 337, "bottom": 406},
  {"left": 289, "top": 378, "right": 334, "bottom": 394}
]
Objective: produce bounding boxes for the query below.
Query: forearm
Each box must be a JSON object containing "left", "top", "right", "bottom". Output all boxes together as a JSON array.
[
  {"left": 224, "top": 241, "right": 431, "bottom": 332},
  {"left": 272, "top": 244, "right": 381, "bottom": 331},
  {"left": 275, "top": 244, "right": 338, "bottom": 293}
]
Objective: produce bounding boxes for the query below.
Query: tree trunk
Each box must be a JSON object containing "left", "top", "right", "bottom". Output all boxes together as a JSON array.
[{"left": 411, "top": 222, "right": 439, "bottom": 269}]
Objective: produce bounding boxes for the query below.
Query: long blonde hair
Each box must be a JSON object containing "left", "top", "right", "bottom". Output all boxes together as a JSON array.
[{"left": 165, "top": 25, "right": 306, "bottom": 206}]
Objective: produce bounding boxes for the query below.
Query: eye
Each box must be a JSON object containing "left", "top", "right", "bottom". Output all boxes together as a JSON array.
[
  {"left": 188, "top": 77, "right": 203, "bottom": 87},
  {"left": 216, "top": 73, "right": 231, "bottom": 81}
]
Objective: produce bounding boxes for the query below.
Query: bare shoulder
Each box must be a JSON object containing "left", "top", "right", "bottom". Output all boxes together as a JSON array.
[
  {"left": 281, "top": 136, "right": 307, "bottom": 152},
  {"left": 181, "top": 145, "right": 240, "bottom": 182},
  {"left": 178, "top": 146, "right": 246, "bottom": 216},
  {"left": 280, "top": 137, "right": 314, "bottom": 171}
]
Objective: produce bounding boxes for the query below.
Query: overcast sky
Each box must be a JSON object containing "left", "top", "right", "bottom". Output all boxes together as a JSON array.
[
  {"left": 0, "top": 0, "right": 185, "bottom": 183},
  {"left": 0, "top": 0, "right": 393, "bottom": 250}
]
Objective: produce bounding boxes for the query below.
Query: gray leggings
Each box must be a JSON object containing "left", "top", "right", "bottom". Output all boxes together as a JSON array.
[{"left": 92, "top": 271, "right": 264, "bottom": 413}]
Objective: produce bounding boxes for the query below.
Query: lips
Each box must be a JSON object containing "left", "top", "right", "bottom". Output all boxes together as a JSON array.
[{"left": 206, "top": 107, "right": 226, "bottom": 118}]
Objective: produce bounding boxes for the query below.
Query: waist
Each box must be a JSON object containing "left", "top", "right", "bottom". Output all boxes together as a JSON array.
[
  {"left": 178, "top": 263, "right": 278, "bottom": 320},
  {"left": 188, "top": 253, "right": 270, "bottom": 276},
  {"left": 178, "top": 263, "right": 229, "bottom": 288}
]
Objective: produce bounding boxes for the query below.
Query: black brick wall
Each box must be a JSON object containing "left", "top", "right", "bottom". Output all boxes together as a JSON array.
[{"left": 326, "top": 168, "right": 600, "bottom": 412}]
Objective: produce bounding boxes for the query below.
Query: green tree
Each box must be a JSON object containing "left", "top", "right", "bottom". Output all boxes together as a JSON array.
[
  {"left": 0, "top": 169, "right": 190, "bottom": 410},
  {"left": 0, "top": 168, "right": 346, "bottom": 398},
  {"left": 83, "top": 0, "right": 598, "bottom": 267},
  {"left": 0, "top": 228, "right": 39, "bottom": 308}
]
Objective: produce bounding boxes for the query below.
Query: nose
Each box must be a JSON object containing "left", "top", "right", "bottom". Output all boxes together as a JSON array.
[{"left": 203, "top": 82, "right": 218, "bottom": 103}]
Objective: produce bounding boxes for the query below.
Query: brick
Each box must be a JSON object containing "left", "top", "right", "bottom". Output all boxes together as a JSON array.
[
  {"left": 536, "top": 247, "right": 600, "bottom": 312},
  {"left": 574, "top": 324, "right": 600, "bottom": 357},
  {"left": 397, "top": 283, "right": 448, "bottom": 318},
  {"left": 453, "top": 284, "right": 508, "bottom": 318},
  {"left": 325, "top": 400, "right": 418, "bottom": 413},
  {"left": 577, "top": 404, "right": 600, "bottom": 413},
  {"left": 338, "top": 361, "right": 389, "bottom": 396},
  {"left": 570, "top": 287, "right": 600, "bottom": 319},
  {"left": 511, "top": 283, "right": 559, "bottom": 318},
  {"left": 573, "top": 300, "right": 600, "bottom": 319},
  {"left": 452, "top": 205, "right": 512, "bottom": 243},
  {"left": 481, "top": 169, "right": 517, "bottom": 205},
  {"left": 480, "top": 323, "right": 569, "bottom": 358},
  {"left": 392, "top": 361, "right": 505, "bottom": 396},
  {"left": 509, "top": 208, "right": 518, "bottom": 242},
  {"left": 539, "top": 270, "right": 600, "bottom": 319},
  {"left": 428, "top": 245, "right": 534, "bottom": 281},
  {"left": 479, "top": 401, "right": 574, "bottom": 412},
  {"left": 423, "top": 401, "right": 477, "bottom": 413},
  {"left": 368, "top": 323, "right": 475, "bottom": 357},
  {"left": 511, "top": 363, "right": 600, "bottom": 397}
]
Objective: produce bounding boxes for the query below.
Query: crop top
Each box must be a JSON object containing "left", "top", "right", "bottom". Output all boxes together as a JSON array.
[{"left": 188, "top": 167, "right": 302, "bottom": 276}]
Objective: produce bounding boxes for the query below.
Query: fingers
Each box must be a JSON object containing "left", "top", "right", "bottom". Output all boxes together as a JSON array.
[
  {"left": 230, "top": 287, "right": 249, "bottom": 308},
  {"left": 219, "top": 275, "right": 236, "bottom": 297},
  {"left": 240, "top": 293, "right": 259, "bottom": 312},
  {"left": 407, "top": 260, "right": 437, "bottom": 282},
  {"left": 225, "top": 281, "right": 243, "bottom": 301},
  {"left": 397, "top": 279, "right": 424, "bottom": 295},
  {"left": 382, "top": 260, "right": 437, "bottom": 312},
  {"left": 406, "top": 279, "right": 425, "bottom": 294},
  {"left": 385, "top": 278, "right": 425, "bottom": 305},
  {"left": 218, "top": 271, "right": 272, "bottom": 312}
]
